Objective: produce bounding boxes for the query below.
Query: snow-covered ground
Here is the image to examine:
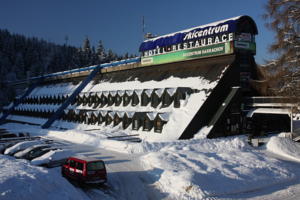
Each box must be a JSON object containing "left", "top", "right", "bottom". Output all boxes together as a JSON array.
[
  {"left": 0, "top": 154, "right": 89, "bottom": 200},
  {"left": 1, "top": 122, "right": 300, "bottom": 200}
]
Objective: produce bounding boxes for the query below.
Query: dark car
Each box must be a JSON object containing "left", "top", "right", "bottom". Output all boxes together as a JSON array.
[{"left": 61, "top": 156, "right": 107, "bottom": 184}]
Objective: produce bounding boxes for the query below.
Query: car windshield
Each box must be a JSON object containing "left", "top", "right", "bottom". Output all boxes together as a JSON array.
[{"left": 87, "top": 161, "right": 105, "bottom": 171}]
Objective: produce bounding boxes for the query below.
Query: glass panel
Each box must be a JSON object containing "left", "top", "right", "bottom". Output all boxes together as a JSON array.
[
  {"left": 87, "top": 161, "right": 105, "bottom": 171},
  {"left": 70, "top": 160, "right": 76, "bottom": 168},
  {"left": 77, "top": 162, "right": 83, "bottom": 170}
]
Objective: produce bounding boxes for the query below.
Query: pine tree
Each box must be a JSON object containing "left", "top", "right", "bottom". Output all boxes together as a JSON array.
[
  {"left": 96, "top": 40, "right": 106, "bottom": 63},
  {"left": 107, "top": 49, "right": 117, "bottom": 62},
  {"left": 264, "top": 0, "right": 300, "bottom": 96},
  {"left": 82, "top": 37, "right": 92, "bottom": 66}
]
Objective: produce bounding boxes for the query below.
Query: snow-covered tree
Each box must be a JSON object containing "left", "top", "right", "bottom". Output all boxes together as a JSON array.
[
  {"left": 96, "top": 40, "right": 106, "bottom": 63},
  {"left": 82, "top": 37, "right": 92, "bottom": 65},
  {"left": 264, "top": 0, "right": 300, "bottom": 96}
]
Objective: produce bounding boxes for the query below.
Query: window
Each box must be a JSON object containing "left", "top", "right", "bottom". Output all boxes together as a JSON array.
[
  {"left": 70, "top": 160, "right": 76, "bottom": 168},
  {"left": 143, "top": 119, "right": 151, "bottom": 131},
  {"left": 87, "top": 161, "right": 105, "bottom": 171},
  {"left": 132, "top": 94, "right": 139, "bottom": 106},
  {"left": 77, "top": 162, "right": 83, "bottom": 171},
  {"left": 133, "top": 119, "right": 139, "bottom": 129}
]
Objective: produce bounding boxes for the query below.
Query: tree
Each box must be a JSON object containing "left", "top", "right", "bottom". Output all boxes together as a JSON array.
[
  {"left": 107, "top": 49, "right": 117, "bottom": 62},
  {"left": 82, "top": 37, "right": 92, "bottom": 66},
  {"left": 264, "top": 0, "right": 300, "bottom": 96},
  {"left": 96, "top": 40, "right": 106, "bottom": 63},
  {"left": 264, "top": 0, "right": 300, "bottom": 134}
]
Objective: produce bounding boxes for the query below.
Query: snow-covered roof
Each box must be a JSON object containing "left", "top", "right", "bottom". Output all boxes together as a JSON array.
[
  {"left": 100, "top": 110, "right": 108, "bottom": 116},
  {"left": 166, "top": 88, "right": 177, "bottom": 96},
  {"left": 142, "top": 16, "right": 241, "bottom": 44},
  {"left": 117, "top": 90, "right": 125, "bottom": 96},
  {"left": 93, "top": 110, "right": 100, "bottom": 116},
  {"left": 109, "top": 91, "right": 117, "bottom": 97},
  {"left": 139, "top": 16, "right": 259, "bottom": 52},
  {"left": 125, "top": 111, "right": 135, "bottom": 118},
  {"left": 74, "top": 110, "right": 80, "bottom": 115},
  {"left": 134, "top": 89, "right": 143, "bottom": 95},
  {"left": 108, "top": 111, "right": 116, "bottom": 118},
  {"left": 102, "top": 91, "right": 109, "bottom": 97},
  {"left": 144, "top": 89, "right": 153, "bottom": 97},
  {"left": 116, "top": 111, "right": 125, "bottom": 118},
  {"left": 96, "top": 92, "right": 102, "bottom": 98},
  {"left": 84, "top": 93, "right": 90, "bottom": 98},
  {"left": 247, "top": 108, "right": 290, "bottom": 118},
  {"left": 146, "top": 112, "right": 157, "bottom": 120},
  {"left": 125, "top": 90, "right": 134, "bottom": 96},
  {"left": 154, "top": 88, "right": 164, "bottom": 98},
  {"left": 158, "top": 113, "right": 170, "bottom": 121},
  {"left": 63, "top": 109, "right": 69, "bottom": 114},
  {"left": 86, "top": 111, "right": 92, "bottom": 118},
  {"left": 79, "top": 93, "right": 85, "bottom": 98}
]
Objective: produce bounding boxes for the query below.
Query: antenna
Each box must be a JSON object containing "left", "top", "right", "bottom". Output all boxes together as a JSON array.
[
  {"left": 142, "top": 16, "right": 145, "bottom": 40},
  {"left": 142, "top": 16, "right": 156, "bottom": 40}
]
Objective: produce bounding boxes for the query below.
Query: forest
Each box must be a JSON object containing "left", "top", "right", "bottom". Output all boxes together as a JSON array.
[{"left": 0, "top": 29, "right": 135, "bottom": 107}]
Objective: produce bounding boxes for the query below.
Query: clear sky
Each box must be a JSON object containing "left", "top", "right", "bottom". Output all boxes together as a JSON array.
[{"left": 0, "top": 0, "right": 274, "bottom": 64}]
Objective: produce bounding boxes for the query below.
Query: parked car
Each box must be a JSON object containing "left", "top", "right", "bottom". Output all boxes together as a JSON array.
[
  {"left": 31, "top": 149, "right": 73, "bottom": 168},
  {"left": 4, "top": 140, "right": 45, "bottom": 156},
  {"left": 0, "top": 141, "right": 18, "bottom": 154},
  {"left": 61, "top": 156, "right": 107, "bottom": 184},
  {"left": 14, "top": 144, "right": 51, "bottom": 159},
  {"left": 26, "top": 147, "right": 61, "bottom": 161}
]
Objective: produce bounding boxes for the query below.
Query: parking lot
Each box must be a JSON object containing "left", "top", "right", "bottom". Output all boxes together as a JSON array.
[{"left": 0, "top": 127, "right": 161, "bottom": 200}]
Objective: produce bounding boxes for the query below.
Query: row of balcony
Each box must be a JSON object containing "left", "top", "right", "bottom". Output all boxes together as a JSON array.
[
  {"left": 73, "top": 87, "right": 196, "bottom": 109},
  {"left": 62, "top": 109, "right": 169, "bottom": 133},
  {"left": 22, "top": 87, "right": 197, "bottom": 110},
  {"left": 11, "top": 108, "right": 170, "bottom": 133}
]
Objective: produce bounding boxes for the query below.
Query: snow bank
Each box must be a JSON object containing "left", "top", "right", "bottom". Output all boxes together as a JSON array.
[
  {"left": 266, "top": 136, "right": 300, "bottom": 162},
  {"left": 0, "top": 155, "right": 88, "bottom": 200},
  {"left": 2, "top": 123, "right": 300, "bottom": 200},
  {"left": 140, "top": 137, "right": 295, "bottom": 199}
]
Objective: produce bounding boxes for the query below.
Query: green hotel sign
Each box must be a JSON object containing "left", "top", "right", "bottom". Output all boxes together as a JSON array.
[{"left": 141, "top": 42, "right": 233, "bottom": 66}]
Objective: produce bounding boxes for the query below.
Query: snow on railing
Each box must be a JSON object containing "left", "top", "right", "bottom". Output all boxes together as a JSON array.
[{"left": 30, "top": 57, "right": 140, "bottom": 81}]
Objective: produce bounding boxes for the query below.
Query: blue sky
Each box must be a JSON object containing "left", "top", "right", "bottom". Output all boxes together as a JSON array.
[{"left": 0, "top": 0, "right": 273, "bottom": 64}]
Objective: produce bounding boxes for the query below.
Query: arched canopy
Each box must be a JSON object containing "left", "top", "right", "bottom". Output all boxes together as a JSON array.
[{"left": 139, "top": 15, "right": 258, "bottom": 52}]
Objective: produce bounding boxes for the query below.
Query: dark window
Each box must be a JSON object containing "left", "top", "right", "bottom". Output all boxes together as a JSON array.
[
  {"left": 87, "top": 161, "right": 105, "bottom": 171},
  {"left": 155, "top": 120, "right": 163, "bottom": 133},
  {"left": 143, "top": 118, "right": 152, "bottom": 131},
  {"left": 77, "top": 162, "right": 84, "bottom": 170},
  {"left": 141, "top": 93, "right": 150, "bottom": 106},
  {"left": 70, "top": 160, "right": 76, "bottom": 168},
  {"left": 133, "top": 119, "right": 140, "bottom": 130},
  {"left": 132, "top": 94, "right": 139, "bottom": 106},
  {"left": 162, "top": 93, "right": 172, "bottom": 107}
]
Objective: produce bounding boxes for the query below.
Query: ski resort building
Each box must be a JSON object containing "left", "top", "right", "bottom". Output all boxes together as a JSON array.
[{"left": 1, "top": 15, "right": 294, "bottom": 141}]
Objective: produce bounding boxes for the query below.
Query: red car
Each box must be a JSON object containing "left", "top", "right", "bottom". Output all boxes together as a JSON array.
[{"left": 61, "top": 156, "right": 107, "bottom": 184}]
